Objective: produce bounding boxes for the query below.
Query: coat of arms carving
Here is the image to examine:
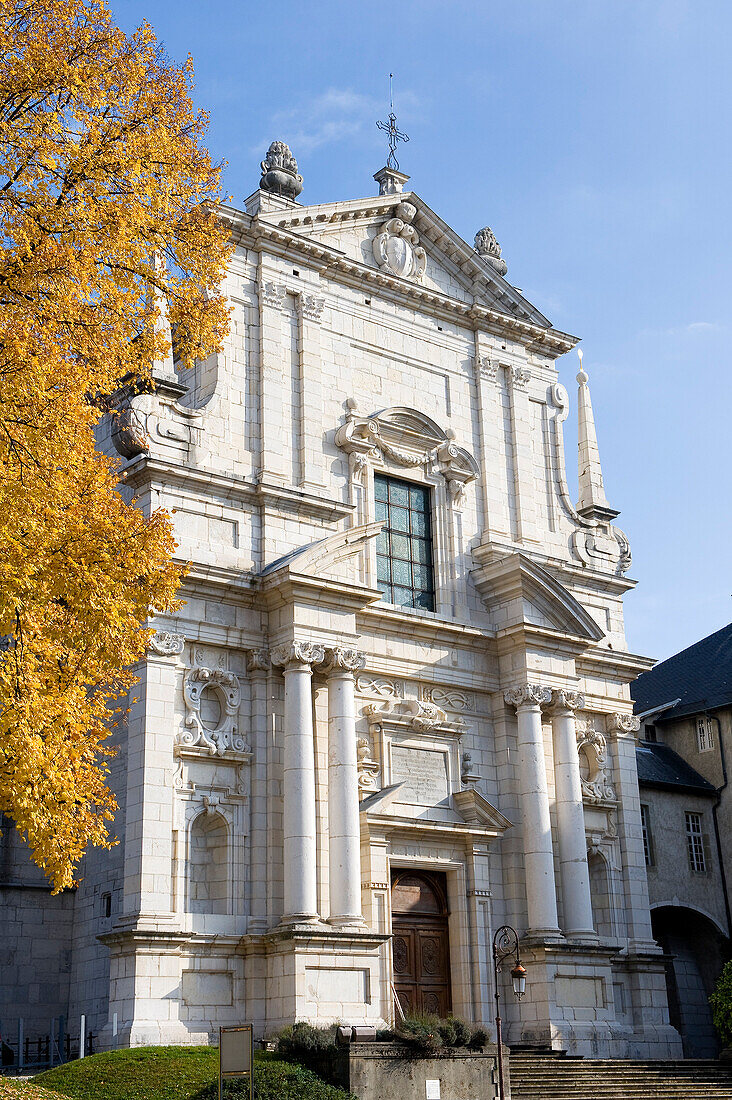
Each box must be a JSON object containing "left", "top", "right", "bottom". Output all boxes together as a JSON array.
[{"left": 373, "top": 202, "right": 426, "bottom": 280}]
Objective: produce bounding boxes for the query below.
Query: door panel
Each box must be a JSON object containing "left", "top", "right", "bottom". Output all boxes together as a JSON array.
[{"left": 391, "top": 870, "right": 452, "bottom": 1016}]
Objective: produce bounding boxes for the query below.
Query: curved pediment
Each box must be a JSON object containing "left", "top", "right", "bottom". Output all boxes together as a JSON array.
[
  {"left": 371, "top": 406, "right": 450, "bottom": 444},
  {"left": 472, "top": 551, "right": 605, "bottom": 642},
  {"left": 259, "top": 521, "right": 383, "bottom": 581}
]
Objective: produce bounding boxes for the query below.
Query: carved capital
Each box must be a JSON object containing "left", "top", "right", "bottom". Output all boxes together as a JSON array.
[
  {"left": 550, "top": 689, "right": 585, "bottom": 714},
  {"left": 147, "top": 631, "right": 185, "bottom": 657},
  {"left": 323, "top": 647, "right": 365, "bottom": 675},
  {"left": 261, "top": 281, "right": 288, "bottom": 312},
  {"left": 504, "top": 684, "right": 552, "bottom": 709},
  {"left": 271, "top": 641, "right": 325, "bottom": 670},
  {"left": 511, "top": 365, "right": 531, "bottom": 389},
  {"left": 246, "top": 648, "right": 271, "bottom": 674},
  {"left": 608, "top": 713, "right": 641, "bottom": 736},
  {"left": 300, "top": 294, "right": 325, "bottom": 323},
  {"left": 474, "top": 355, "right": 498, "bottom": 383}
]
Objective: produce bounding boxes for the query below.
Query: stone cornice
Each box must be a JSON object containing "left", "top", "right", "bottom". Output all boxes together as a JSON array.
[
  {"left": 120, "top": 456, "right": 354, "bottom": 523},
  {"left": 219, "top": 203, "right": 578, "bottom": 358}
]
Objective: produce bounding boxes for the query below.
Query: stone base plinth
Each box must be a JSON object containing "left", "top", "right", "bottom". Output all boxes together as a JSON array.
[{"left": 345, "top": 1043, "right": 505, "bottom": 1100}]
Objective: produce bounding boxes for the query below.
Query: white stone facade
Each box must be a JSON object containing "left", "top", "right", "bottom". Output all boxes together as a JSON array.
[{"left": 4, "top": 161, "right": 682, "bottom": 1058}]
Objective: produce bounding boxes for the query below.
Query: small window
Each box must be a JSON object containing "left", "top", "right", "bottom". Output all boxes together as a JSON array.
[
  {"left": 101, "top": 892, "right": 112, "bottom": 918},
  {"left": 640, "top": 804, "right": 655, "bottom": 867},
  {"left": 685, "top": 811, "right": 709, "bottom": 874},
  {"left": 374, "top": 475, "right": 435, "bottom": 611},
  {"left": 696, "top": 716, "right": 715, "bottom": 753}
]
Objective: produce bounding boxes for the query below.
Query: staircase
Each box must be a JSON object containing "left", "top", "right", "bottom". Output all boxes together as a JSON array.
[{"left": 509, "top": 1052, "right": 732, "bottom": 1099}]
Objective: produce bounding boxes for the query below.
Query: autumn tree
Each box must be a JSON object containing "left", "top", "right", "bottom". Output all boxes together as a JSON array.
[{"left": 0, "top": 0, "right": 231, "bottom": 889}]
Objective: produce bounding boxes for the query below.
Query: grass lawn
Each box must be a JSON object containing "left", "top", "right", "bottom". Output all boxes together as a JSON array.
[{"left": 21, "top": 1046, "right": 353, "bottom": 1100}]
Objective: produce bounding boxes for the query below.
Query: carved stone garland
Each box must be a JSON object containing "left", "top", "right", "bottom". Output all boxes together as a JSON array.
[
  {"left": 335, "top": 401, "right": 479, "bottom": 505},
  {"left": 180, "top": 666, "right": 250, "bottom": 757}
]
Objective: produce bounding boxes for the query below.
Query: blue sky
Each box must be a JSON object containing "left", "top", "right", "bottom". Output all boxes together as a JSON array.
[{"left": 115, "top": 0, "right": 731, "bottom": 661}]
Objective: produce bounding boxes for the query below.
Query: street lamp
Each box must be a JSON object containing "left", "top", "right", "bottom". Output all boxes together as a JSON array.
[{"left": 492, "top": 925, "right": 525, "bottom": 1100}]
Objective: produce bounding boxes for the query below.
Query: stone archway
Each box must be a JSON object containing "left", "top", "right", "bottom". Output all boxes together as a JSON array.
[
  {"left": 391, "top": 870, "right": 452, "bottom": 1017},
  {"left": 652, "top": 905, "right": 730, "bottom": 1058}
]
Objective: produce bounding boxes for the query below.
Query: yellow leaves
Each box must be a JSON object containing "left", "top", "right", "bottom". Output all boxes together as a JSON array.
[{"left": 0, "top": 0, "right": 230, "bottom": 891}]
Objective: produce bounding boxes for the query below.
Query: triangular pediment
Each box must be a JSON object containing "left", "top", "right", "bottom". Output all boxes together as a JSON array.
[
  {"left": 471, "top": 551, "right": 605, "bottom": 642},
  {"left": 253, "top": 191, "right": 553, "bottom": 327}
]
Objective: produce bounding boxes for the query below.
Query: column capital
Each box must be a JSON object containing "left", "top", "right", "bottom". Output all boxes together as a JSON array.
[
  {"left": 246, "top": 648, "right": 271, "bottom": 674},
  {"left": 550, "top": 689, "right": 585, "bottom": 714},
  {"left": 271, "top": 640, "right": 325, "bottom": 670},
  {"left": 504, "top": 683, "right": 552, "bottom": 710},
  {"left": 608, "top": 712, "right": 641, "bottom": 736},
  {"left": 322, "top": 646, "right": 365, "bottom": 675},
  {"left": 146, "top": 631, "right": 185, "bottom": 657}
]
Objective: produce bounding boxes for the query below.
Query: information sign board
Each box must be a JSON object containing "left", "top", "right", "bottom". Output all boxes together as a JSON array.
[{"left": 219, "top": 1025, "right": 253, "bottom": 1100}]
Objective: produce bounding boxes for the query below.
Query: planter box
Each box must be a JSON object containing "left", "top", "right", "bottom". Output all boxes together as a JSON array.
[{"left": 344, "top": 1041, "right": 507, "bottom": 1100}]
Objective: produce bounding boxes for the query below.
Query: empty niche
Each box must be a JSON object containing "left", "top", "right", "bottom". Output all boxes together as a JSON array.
[{"left": 187, "top": 811, "right": 229, "bottom": 915}]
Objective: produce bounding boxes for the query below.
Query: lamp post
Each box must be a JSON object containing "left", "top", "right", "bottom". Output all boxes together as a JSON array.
[{"left": 492, "top": 924, "right": 526, "bottom": 1100}]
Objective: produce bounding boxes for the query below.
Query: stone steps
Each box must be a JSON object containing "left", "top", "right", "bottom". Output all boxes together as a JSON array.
[{"left": 509, "top": 1056, "right": 732, "bottom": 1100}]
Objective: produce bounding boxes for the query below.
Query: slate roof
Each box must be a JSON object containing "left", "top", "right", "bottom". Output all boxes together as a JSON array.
[
  {"left": 636, "top": 741, "right": 717, "bottom": 795},
  {"left": 630, "top": 622, "right": 732, "bottom": 722}
]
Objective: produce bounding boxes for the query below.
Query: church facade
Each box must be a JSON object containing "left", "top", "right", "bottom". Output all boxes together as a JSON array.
[{"left": 4, "top": 142, "right": 682, "bottom": 1058}]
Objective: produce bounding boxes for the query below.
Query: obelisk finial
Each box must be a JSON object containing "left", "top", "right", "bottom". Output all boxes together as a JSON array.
[{"left": 576, "top": 349, "right": 618, "bottom": 521}]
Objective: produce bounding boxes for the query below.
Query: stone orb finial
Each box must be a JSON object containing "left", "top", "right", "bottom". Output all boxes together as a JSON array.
[
  {"left": 260, "top": 140, "right": 303, "bottom": 201},
  {"left": 474, "top": 226, "right": 507, "bottom": 276}
]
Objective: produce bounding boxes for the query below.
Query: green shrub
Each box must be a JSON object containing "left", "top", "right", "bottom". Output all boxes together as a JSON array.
[
  {"left": 395, "top": 1013, "right": 442, "bottom": 1054},
  {"left": 395, "top": 1013, "right": 488, "bottom": 1054},
  {"left": 274, "top": 1023, "right": 344, "bottom": 1089},
  {"left": 710, "top": 958, "right": 732, "bottom": 1047},
  {"left": 197, "top": 1059, "right": 355, "bottom": 1100}
]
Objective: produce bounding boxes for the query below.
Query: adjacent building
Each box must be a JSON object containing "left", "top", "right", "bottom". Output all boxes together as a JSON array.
[
  {"left": 632, "top": 623, "right": 732, "bottom": 1056},
  {"left": 1, "top": 142, "right": 683, "bottom": 1059}
]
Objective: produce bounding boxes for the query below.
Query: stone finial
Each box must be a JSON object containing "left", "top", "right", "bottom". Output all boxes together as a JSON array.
[
  {"left": 474, "top": 226, "right": 507, "bottom": 276},
  {"left": 576, "top": 349, "right": 618, "bottom": 521},
  {"left": 259, "top": 141, "right": 303, "bottom": 200}
]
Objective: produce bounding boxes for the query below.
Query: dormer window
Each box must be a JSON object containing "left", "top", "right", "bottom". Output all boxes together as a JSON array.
[{"left": 375, "top": 475, "right": 435, "bottom": 611}]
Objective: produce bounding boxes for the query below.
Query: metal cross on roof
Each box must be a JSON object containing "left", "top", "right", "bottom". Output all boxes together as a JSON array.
[{"left": 376, "top": 73, "right": 409, "bottom": 171}]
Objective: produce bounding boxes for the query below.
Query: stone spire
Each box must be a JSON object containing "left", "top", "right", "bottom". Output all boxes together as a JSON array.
[{"left": 576, "top": 349, "right": 618, "bottom": 520}]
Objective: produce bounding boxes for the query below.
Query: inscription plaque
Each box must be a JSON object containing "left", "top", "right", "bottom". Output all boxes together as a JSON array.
[{"left": 392, "top": 746, "right": 448, "bottom": 805}]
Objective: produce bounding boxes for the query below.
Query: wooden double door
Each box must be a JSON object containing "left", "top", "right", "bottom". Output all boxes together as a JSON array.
[{"left": 391, "top": 869, "right": 452, "bottom": 1017}]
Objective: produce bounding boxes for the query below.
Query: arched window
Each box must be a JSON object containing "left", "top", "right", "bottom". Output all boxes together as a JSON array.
[
  {"left": 588, "top": 849, "right": 618, "bottom": 940},
  {"left": 188, "top": 811, "right": 229, "bottom": 915}
]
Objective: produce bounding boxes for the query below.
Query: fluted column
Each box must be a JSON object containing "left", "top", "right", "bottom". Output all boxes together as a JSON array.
[
  {"left": 324, "top": 646, "right": 366, "bottom": 927},
  {"left": 271, "top": 641, "right": 324, "bottom": 923},
  {"left": 551, "top": 690, "right": 596, "bottom": 939},
  {"left": 504, "top": 684, "right": 561, "bottom": 937}
]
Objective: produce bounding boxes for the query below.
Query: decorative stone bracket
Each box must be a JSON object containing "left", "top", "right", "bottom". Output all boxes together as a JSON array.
[
  {"left": 364, "top": 696, "right": 464, "bottom": 736},
  {"left": 179, "top": 666, "right": 250, "bottom": 757}
]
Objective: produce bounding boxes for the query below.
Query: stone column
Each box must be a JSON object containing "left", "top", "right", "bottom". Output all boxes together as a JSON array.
[
  {"left": 324, "top": 646, "right": 366, "bottom": 927},
  {"left": 504, "top": 684, "right": 560, "bottom": 937},
  {"left": 550, "top": 690, "right": 596, "bottom": 939},
  {"left": 247, "top": 648, "right": 270, "bottom": 934},
  {"left": 272, "top": 641, "right": 324, "bottom": 923}
]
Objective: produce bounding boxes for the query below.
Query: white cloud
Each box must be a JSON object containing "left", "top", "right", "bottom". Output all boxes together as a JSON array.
[{"left": 253, "top": 86, "right": 420, "bottom": 157}]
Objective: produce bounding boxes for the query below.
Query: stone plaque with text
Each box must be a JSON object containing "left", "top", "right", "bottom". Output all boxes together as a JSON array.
[{"left": 391, "top": 746, "right": 449, "bottom": 805}]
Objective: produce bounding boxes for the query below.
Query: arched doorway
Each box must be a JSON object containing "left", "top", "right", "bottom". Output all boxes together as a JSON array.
[
  {"left": 391, "top": 869, "right": 452, "bottom": 1017},
  {"left": 652, "top": 905, "right": 730, "bottom": 1058}
]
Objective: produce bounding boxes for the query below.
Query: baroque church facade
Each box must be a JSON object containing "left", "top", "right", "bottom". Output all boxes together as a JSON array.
[{"left": 3, "top": 141, "right": 682, "bottom": 1058}]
